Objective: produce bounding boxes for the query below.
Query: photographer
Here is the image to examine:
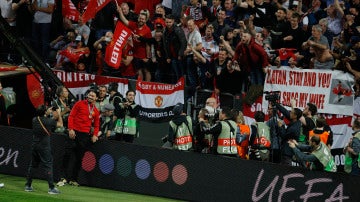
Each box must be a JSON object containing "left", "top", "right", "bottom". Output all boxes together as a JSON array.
[
  {"left": 25, "top": 105, "right": 63, "bottom": 194},
  {"left": 52, "top": 86, "right": 75, "bottom": 187},
  {"left": 249, "top": 111, "right": 271, "bottom": 161},
  {"left": 289, "top": 136, "right": 337, "bottom": 172},
  {"left": 99, "top": 104, "right": 115, "bottom": 140},
  {"left": 167, "top": 103, "right": 194, "bottom": 151},
  {"left": 52, "top": 86, "right": 71, "bottom": 133},
  {"left": 113, "top": 90, "right": 139, "bottom": 143},
  {"left": 193, "top": 108, "right": 213, "bottom": 153},
  {"left": 95, "top": 85, "right": 110, "bottom": 112},
  {"left": 108, "top": 82, "right": 124, "bottom": 121},
  {"left": 200, "top": 107, "right": 238, "bottom": 156},
  {"left": 266, "top": 103, "right": 284, "bottom": 164},
  {"left": 274, "top": 98, "right": 302, "bottom": 166}
]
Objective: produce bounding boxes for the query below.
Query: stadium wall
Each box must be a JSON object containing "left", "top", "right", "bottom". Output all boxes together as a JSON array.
[{"left": 0, "top": 126, "right": 359, "bottom": 201}]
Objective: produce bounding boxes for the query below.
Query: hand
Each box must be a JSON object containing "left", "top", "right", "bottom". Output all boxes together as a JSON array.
[
  {"left": 263, "top": 66, "right": 270, "bottom": 74},
  {"left": 106, "top": 131, "right": 111, "bottom": 138},
  {"left": 69, "top": 129, "right": 76, "bottom": 139},
  {"left": 133, "top": 34, "right": 140, "bottom": 42},
  {"left": 288, "top": 140, "right": 296, "bottom": 148},
  {"left": 283, "top": 36, "right": 293, "bottom": 41},
  {"left": 246, "top": 0, "right": 254, "bottom": 8},
  {"left": 64, "top": 106, "right": 71, "bottom": 113},
  {"left": 56, "top": 108, "right": 61, "bottom": 115},
  {"left": 290, "top": 98, "right": 296, "bottom": 107},
  {"left": 91, "top": 135, "right": 98, "bottom": 143}
]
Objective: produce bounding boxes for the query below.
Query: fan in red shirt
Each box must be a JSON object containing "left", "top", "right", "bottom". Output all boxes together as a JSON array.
[
  {"left": 117, "top": 5, "right": 152, "bottom": 81},
  {"left": 120, "top": 38, "right": 137, "bottom": 79},
  {"left": 67, "top": 89, "right": 100, "bottom": 185}
]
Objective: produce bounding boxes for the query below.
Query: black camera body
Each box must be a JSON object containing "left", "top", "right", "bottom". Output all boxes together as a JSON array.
[{"left": 264, "top": 91, "right": 281, "bottom": 103}]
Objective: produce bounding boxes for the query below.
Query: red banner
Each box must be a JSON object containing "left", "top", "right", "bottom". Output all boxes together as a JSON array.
[
  {"left": 82, "top": 0, "right": 112, "bottom": 24},
  {"left": 62, "top": 0, "right": 80, "bottom": 21},
  {"left": 59, "top": 48, "right": 90, "bottom": 63},
  {"left": 278, "top": 48, "right": 296, "bottom": 60},
  {"left": 26, "top": 73, "right": 44, "bottom": 108},
  {"left": 104, "top": 21, "right": 132, "bottom": 69}
]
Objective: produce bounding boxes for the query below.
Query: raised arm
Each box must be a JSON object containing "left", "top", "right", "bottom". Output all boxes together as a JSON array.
[{"left": 116, "top": 2, "right": 129, "bottom": 26}]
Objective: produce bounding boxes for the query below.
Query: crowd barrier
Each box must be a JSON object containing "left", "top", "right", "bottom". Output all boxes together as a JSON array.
[{"left": 1, "top": 126, "right": 359, "bottom": 201}]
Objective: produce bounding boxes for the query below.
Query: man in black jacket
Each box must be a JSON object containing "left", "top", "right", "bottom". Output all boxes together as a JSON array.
[
  {"left": 163, "top": 14, "right": 187, "bottom": 83},
  {"left": 275, "top": 102, "right": 302, "bottom": 165}
]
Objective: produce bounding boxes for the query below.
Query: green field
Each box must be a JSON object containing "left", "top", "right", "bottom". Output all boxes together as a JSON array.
[{"left": 0, "top": 174, "right": 180, "bottom": 202}]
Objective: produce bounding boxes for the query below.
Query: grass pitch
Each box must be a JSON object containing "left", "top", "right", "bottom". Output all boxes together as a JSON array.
[{"left": 0, "top": 174, "right": 180, "bottom": 202}]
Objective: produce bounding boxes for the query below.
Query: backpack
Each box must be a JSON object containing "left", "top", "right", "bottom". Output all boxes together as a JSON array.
[{"left": 253, "top": 122, "right": 271, "bottom": 149}]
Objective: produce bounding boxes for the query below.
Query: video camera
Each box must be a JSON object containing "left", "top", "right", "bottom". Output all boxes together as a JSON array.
[{"left": 264, "top": 91, "right": 281, "bottom": 103}]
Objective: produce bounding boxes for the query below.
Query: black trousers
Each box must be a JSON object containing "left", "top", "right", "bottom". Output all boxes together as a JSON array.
[
  {"left": 69, "top": 131, "right": 91, "bottom": 181},
  {"left": 58, "top": 136, "right": 76, "bottom": 181},
  {"left": 26, "top": 144, "right": 54, "bottom": 189},
  {"left": 114, "top": 133, "right": 134, "bottom": 143}
]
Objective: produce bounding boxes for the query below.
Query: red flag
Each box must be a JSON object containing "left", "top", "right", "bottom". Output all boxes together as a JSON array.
[
  {"left": 82, "top": 0, "right": 112, "bottom": 24},
  {"left": 27, "top": 73, "right": 44, "bottom": 108},
  {"left": 59, "top": 48, "right": 90, "bottom": 63},
  {"left": 104, "top": 21, "right": 132, "bottom": 69},
  {"left": 62, "top": 0, "right": 80, "bottom": 21},
  {"left": 278, "top": 48, "right": 296, "bottom": 61}
]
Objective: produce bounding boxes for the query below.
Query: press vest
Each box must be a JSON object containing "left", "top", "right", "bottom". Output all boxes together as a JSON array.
[
  {"left": 114, "top": 103, "right": 138, "bottom": 136},
  {"left": 170, "top": 116, "right": 193, "bottom": 151},
  {"left": 311, "top": 142, "right": 337, "bottom": 172},
  {"left": 344, "top": 132, "right": 360, "bottom": 173},
  {"left": 252, "top": 122, "right": 271, "bottom": 153},
  {"left": 217, "top": 120, "right": 238, "bottom": 155}
]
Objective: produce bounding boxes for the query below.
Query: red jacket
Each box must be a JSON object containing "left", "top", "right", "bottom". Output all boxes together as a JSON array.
[
  {"left": 68, "top": 100, "right": 100, "bottom": 136},
  {"left": 234, "top": 38, "right": 269, "bottom": 72}
]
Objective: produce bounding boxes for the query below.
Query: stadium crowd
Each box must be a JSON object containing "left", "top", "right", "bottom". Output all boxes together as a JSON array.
[
  {"left": 1, "top": 0, "right": 360, "bottom": 192},
  {"left": 1, "top": 0, "right": 360, "bottom": 91}
]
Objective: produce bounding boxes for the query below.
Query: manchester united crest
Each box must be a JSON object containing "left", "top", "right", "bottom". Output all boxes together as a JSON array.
[{"left": 154, "top": 96, "right": 163, "bottom": 107}]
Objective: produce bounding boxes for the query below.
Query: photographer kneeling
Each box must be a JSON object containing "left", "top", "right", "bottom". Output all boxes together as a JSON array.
[{"left": 288, "top": 136, "right": 337, "bottom": 172}]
